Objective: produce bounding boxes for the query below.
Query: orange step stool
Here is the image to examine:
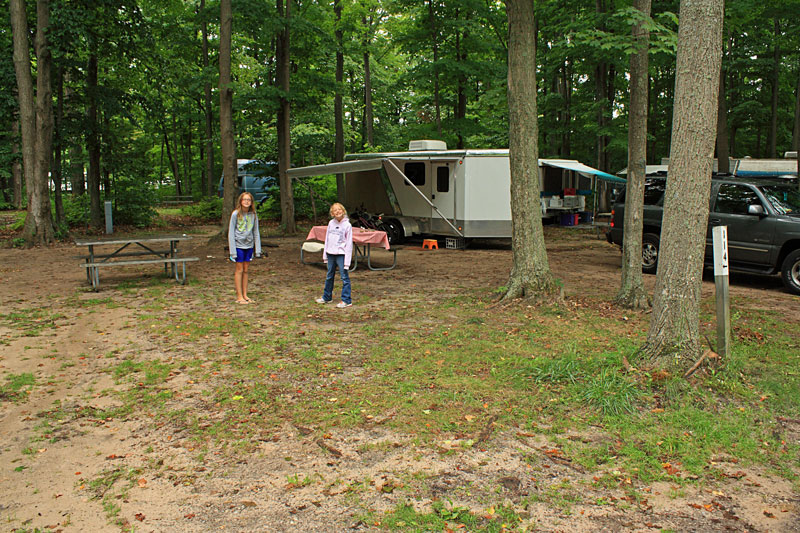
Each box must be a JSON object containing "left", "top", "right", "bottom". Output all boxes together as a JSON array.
[{"left": 422, "top": 239, "right": 438, "bottom": 250}]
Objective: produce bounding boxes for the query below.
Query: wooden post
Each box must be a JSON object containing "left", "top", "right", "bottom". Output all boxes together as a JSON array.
[{"left": 712, "top": 225, "right": 731, "bottom": 359}]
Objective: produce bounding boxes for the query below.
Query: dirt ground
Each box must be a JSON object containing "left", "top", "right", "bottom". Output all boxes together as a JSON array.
[{"left": 0, "top": 223, "right": 798, "bottom": 532}]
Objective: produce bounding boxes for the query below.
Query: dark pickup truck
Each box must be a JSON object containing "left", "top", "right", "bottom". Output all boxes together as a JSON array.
[{"left": 606, "top": 175, "right": 800, "bottom": 295}]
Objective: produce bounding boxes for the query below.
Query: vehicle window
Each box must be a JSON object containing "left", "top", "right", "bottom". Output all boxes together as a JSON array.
[
  {"left": 714, "top": 184, "right": 762, "bottom": 214},
  {"left": 404, "top": 162, "right": 425, "bottom": 186},
  {"left": 436, "top": 166, "right": 449, "bottom": 192},
  {"left": 643, "top": 178, "right": 666, "bottom": 205},
  {"left": 760, "top": 185, "right": 800, "bottom": 215}
]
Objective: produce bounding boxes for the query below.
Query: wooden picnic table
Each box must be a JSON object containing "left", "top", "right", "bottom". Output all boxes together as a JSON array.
[{"left": 75, "top": 234, "right": 199, "bottom": 290}]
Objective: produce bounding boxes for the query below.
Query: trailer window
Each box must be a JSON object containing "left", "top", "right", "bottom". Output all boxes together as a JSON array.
[
  {"left": 436, "top": 166, "right": 449, "bottom": 192},
  {"left": 404, "top": 162, "right": 425, "bottom": 186}
]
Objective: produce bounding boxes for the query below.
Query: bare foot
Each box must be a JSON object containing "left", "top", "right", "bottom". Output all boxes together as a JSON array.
[
  {"left": 244, "top": 296, "right": 253, "bottom": 302},
  {"left": 236, "top": 299, "right": 249, "bottom": 305}
]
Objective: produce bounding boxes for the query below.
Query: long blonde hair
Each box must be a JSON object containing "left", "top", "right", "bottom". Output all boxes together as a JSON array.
[{"left": 235, "top": 192, "right": 255, "bottom": 219}]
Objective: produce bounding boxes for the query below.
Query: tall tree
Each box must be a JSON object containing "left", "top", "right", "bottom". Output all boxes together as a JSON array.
[
  {"left": 428, "top": 0, "right": 442, "bottom": 136},
  {"left": 276, "top": 0, "right": 295, "bottom": 233},
  {"left": 716, "top": 53, "right": 730, "bottom": 173},
  {"left": 334, "top": 0, "right": 345, "bottom": 200},
  {"left": 767, "top": 17, "right": 780, "bottom": 158},
  {"left": 53, "top": 63, "right": 64, "bottom": 225},
  {"left": 200, "top": 0, "right": 215, "bottom": 198},
  {"left": 615, "top": 0, "right": 652, "bottom": 310},
  {"left": 11, "top": 0, "right": 56, "bottom": 245},
  {"left": 642, "top": 0, "right": 723, "bottom": 370},
  {"left": 501, "top": 0, "right": 560, "bottom": 302},
  {"left": 219, "top": 0, "right": 237, "bottom": 225},
  {"left": 361, "top": 13, "right": 375, "bottom": 147},
  {"left": 11, "top": 117, "right": 23, "bottom": 209},
  {"left": 86, "top": 47, "right": 101, "bottom": 228}
]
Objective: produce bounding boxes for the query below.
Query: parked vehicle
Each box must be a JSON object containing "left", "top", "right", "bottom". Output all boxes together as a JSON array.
[
  {"left": 287, "top": 140, "right": 621, "bottom": 243},
  {"left": 218, "top": 159, "right": 278, "bottom": 206},
  {"left": 606, "top": 174, "right": 800, "bottom": 295}
]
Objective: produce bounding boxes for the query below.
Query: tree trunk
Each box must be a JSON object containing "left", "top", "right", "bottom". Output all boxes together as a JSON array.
[
  {"left": 615, "top": 0, "right": 652, "bottom": 310},
  {"left": 53, "top": 63, "right": 64, "bottom": 225},
  {"left": 69, "top": 144, "right": 84, "bottom": 195},
  {"left": 455, "top": 10, "right": 468, "bottom": 149},
  {"left": 501, "top": 0, "right": 560, "bottom": 303},
  {"left": 558, "top": 56, "right": 571, "bottom": 158},
  {"left": 219, "top": 0, "right": 237, "bottom": 226},
  {"left": 428, "top": 0, "right": 441, "bottom": 136},
  {"left": 162, "top": 121, "right": 181, "bottom": 196},
  {"left": 87, "top": 50, "right": 102, "bottom": 229},
  {"left": 201, "top": 0, "right": 215, "bottom": 198},
  {"left": 334, "top": 0, "right": 345, "bottom": 201},
  {"left": 276, "top": 0, "right": 295, "bottom": 233},
  {"left": 11, "top": 117, "right": 23, "bottom": 209},
  {"left": 11, "top": 0, "right": 55, "bottom": 245},
  {"left": 183, "top": 127, "right": 192, "bottom": 197},
  {"left": 595, "top": 0, "right": 611, "bottom": 213},
  {"left": 362, "top": 15, "right": 374, "bottom": 148},
  {"left": 767, "top": 18, "right": 780, "bottom": 159},
  {"left": 716, "top": 60, "right": 730, "bottom": 173},
  {"left": 642, "top": 0, "right": 723, "bottom": 372}
]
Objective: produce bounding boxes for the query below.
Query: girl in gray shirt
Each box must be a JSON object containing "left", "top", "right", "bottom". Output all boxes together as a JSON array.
[{"left": 228, "top": 192, "right": 262, "bottom": 304}]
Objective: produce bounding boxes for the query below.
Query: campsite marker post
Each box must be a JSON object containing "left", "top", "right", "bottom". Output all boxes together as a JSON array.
[{"left": 712, "top": 226, "right": 731, "bottom": 359}]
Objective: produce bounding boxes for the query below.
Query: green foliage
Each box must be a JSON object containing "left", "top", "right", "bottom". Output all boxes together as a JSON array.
[
  {"left": 111, "top": 176, "right": 158, "bottom": 227},
  {"left": 180, "top": 197, "right": 222, "bottom": 221},
  {"left": 62, "top": 194, "right": 90, "bottom": 228},
  {"left": 259, "top": 175, "right": 338, "bottom": 220},
  {"left": 10, "top": 212, "right": 25, "bottom": 231}
]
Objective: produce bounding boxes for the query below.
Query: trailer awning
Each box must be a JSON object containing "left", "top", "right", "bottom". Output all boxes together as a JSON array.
[
  {"left": 541, "top": 159, "right": 626, "bottom": 183},
  {"left": 287, "top": 159, "right": 385, "bottom": 179}
]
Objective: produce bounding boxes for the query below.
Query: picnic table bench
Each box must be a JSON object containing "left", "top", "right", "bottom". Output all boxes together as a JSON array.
[{"left": 75, "top": 235, "right": 199, "bottom": 290}]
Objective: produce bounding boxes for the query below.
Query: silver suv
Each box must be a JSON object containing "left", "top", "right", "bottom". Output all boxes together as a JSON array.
[{"left": 606, "top": 175, "right": 800, "bottom": 295}]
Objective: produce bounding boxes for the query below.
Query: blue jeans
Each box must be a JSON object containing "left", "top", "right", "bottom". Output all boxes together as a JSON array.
[{"left": 323, "top": 254, "right": 351, "bottom": 304}]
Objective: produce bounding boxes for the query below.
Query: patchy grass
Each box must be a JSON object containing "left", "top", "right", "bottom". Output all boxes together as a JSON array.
[
  {"left": 0, "top": 308, "right": 64, "bottom": 336},
  {"left": 0, "top": 373, "right": 35, "bottom": 402},
  {"left": 96, "top": 286, "right": 800, "bottom": 491}
]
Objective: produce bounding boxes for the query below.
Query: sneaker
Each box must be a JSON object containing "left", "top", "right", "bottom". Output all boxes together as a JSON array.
[
  {"left": 336, "top": 302, "right": 352, "bottom": 308},
  {"left": 315, "top": 297, "right": 331, "bottom": 304}
]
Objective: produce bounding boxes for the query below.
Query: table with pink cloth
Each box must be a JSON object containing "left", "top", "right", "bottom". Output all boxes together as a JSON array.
[{"left": 304, "top": 226, "right": 396, "bottom": 271}]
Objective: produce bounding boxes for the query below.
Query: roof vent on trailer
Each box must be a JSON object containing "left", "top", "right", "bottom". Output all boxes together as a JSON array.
[{"left": 408, "top": 140, "right": 447, "bottom": 151}]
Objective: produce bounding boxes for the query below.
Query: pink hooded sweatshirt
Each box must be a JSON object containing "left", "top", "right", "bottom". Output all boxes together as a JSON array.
[{"left": 323, "top": 216, "right": 353, "bottom": 269}]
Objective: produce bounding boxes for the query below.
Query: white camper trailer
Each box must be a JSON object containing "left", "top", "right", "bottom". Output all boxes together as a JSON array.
[{"left": 287, "top": 140, "right": 619, "bottom": 242}]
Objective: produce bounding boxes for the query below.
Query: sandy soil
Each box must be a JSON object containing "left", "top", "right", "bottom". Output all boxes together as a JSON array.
[{"left": 0, "top": 224, "right": 798, "bottom": 532}]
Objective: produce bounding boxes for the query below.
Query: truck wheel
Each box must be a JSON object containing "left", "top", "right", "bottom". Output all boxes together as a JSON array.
[
  {"left": 642, "top": 233, "right": 660, "bottom": 275},
  {"left": 780, "top": 249, "right": 800, "bottom": 295}
]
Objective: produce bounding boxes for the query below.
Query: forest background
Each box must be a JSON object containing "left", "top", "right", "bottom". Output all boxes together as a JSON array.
[{"left": 2, "top": 0, "right": 800, "bottom": 234}]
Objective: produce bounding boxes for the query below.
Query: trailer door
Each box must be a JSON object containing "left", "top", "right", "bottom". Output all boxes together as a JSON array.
[{"left": 431, "top": 162, "right": 455, "bottom": 220}]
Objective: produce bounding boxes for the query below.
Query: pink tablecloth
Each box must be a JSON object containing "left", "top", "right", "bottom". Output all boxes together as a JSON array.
[{"left": 306, "top": 226, "right": 390, "bottom": 250}]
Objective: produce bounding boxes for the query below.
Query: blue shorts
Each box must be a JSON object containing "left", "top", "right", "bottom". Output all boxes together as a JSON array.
[{"left": 235, "top": 248, "right": 254, "bottom": 262}]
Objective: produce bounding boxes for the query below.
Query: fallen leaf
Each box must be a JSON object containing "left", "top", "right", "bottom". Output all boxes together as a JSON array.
[
  {"left": 137, "top": 478, "right": 147, "bottom": 488},
  {"left": 135, "top": 513, "right": 145, "bottom": 521}
]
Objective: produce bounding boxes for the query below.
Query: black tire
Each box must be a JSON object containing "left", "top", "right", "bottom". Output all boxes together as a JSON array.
[
  {"left": 780, "top": 249, "right": 800, "bottom": 295},
  {"left": 380, "top": 219, "right": 403, "bottom": 245},
  {"left": 642, "top": 233, "right": 660, "bottom": 275}
]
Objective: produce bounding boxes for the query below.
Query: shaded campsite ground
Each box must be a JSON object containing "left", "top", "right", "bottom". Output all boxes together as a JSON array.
[{"left": 0, "top": 218, "right": 798, "bottom": 532}]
